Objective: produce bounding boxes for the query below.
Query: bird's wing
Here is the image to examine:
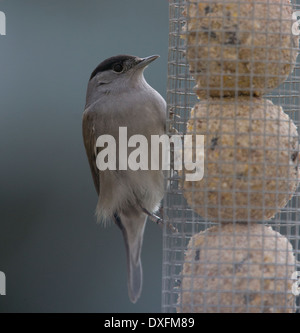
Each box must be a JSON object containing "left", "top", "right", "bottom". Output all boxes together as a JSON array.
[{"left": 82, "top": 110, "right": 100, "bottom": 195}]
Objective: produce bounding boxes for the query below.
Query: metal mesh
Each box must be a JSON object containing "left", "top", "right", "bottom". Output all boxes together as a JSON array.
[{"left": 162, "top": 0, "right": 300, "bottom": 313}]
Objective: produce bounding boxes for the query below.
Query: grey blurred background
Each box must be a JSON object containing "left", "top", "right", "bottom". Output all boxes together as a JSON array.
[{"left": 0, "top": 0, "right": 169, "bottom": 312}]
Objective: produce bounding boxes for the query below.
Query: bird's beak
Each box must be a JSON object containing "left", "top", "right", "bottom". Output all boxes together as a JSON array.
[{"left": 136, "top": 55, "right": 159, "bottom": 69}]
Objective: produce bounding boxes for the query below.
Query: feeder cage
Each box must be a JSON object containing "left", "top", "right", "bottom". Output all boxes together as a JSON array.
[{"left": 162, "top": 0, "right": 300, "bottom": 313}]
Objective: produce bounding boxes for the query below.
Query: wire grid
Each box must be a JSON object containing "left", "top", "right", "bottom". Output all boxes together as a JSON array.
[{"left": 162, "top": 0, "right": 300, "bottom": 313}]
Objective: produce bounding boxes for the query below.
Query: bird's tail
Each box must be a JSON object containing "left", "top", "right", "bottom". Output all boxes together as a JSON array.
[{"left": 114, "top": 212, "right": 146, "bottom": 303}]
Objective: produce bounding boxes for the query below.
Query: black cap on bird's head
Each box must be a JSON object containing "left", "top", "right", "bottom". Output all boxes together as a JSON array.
[{"left": 89, "top": 54, "right": 159, "bottom": 81}]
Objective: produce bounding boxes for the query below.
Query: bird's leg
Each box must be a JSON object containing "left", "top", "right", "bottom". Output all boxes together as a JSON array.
[
  {"left": 142, "top": 207, "right": 178, "bottom": 233},
  {"left": 142, "top": 207, "right": 163, "bottom": 226}
]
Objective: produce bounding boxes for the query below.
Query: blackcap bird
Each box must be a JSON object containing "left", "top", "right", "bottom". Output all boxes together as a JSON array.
[{"left": 82, "top": 54, "right": 166, "bottom": 303}]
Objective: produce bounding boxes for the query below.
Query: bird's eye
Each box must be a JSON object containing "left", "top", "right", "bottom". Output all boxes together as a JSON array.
[{"left": 113, "top": 64, "right": 124, "bottom": 73}]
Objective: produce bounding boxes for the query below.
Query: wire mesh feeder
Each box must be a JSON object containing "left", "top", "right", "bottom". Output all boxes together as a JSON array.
[{"left": 162, "top": 0, "right": 300, "bottom": 313}]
